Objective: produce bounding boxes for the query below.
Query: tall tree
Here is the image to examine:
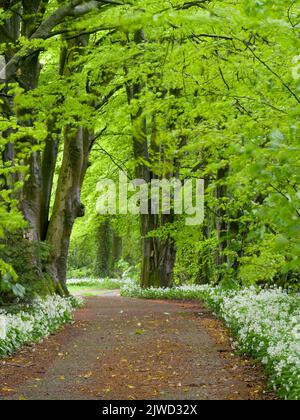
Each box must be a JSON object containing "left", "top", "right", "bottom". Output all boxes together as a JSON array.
[{"left": 0, "top": 0, "right": 123, "bottom": 294}]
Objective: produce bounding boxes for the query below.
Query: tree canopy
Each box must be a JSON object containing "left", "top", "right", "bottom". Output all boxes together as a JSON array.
[{"left": 0, "top": 0, "right": 299, "bottom": 301}]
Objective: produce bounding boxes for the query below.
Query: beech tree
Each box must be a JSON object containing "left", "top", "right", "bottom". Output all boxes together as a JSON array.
[
  {"left": 1, "top": 0, "right": 300, "bottom": 300},
  {"left": 0, "top": 0, "right": 123, "bottom": 294}
]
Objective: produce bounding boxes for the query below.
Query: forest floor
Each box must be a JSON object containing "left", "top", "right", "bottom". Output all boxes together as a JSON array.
[{"left": 0, "top": 294, "right": 275, "bottom": 400}]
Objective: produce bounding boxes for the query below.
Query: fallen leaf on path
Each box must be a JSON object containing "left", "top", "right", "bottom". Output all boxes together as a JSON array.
[
  {"left": 2, "top": 387, "right": 15, "bottom": 392},
  {"left": 135, "top": 329, "right": 146, "bottom": 335}
]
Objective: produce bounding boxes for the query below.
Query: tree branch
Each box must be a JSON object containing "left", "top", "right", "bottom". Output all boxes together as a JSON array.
[
  {"left": 0, "top": 0, "right": 20, "bottom": 7},
  {"left": 269, "top": 183, "right": 300, "bottom": 218},
  {"left": 246, "top": 45, "right": 300, "bottom": 104},
  {"left": 2, "top": 0, "right": 123, "bottom": 81}
]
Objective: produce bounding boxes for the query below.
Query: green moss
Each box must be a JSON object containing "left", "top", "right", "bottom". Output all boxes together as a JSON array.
[{"left": 0, "top": 233, "right": 55, "bottom": 302}]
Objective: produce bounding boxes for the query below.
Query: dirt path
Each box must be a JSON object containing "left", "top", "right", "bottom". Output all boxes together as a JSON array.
[{"left": 0, "top": 295, "right": 274, "bottom": 400}]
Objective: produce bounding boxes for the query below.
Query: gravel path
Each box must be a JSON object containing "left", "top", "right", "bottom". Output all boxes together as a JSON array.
[{"left": 0, "top": 295, "right": 274, "bottom": 400}]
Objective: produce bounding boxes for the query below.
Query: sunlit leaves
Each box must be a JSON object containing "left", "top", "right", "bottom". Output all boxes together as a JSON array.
[{"left": 1, "top": 0, "right": 300, "bottom": 288}]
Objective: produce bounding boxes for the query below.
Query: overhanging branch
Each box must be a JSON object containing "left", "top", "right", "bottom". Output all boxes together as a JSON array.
[{"left": 2, "top": 0, "right": 124, "bottom": 81}]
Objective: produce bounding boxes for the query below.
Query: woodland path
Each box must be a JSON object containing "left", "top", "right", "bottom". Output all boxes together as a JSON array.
[{"left": 0, "top": 295, "right": 274, "bottom": 400}]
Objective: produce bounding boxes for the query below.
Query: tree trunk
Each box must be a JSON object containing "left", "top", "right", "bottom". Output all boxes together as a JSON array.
[
  {"left": 46, "top": 127, "right": 90, "bottom": 294},
  {"left": 198, "top": 175, "right": 213, "bottom": 284},
  {"left": 126, "top": 30, "right": 177, "bottom": 288},
  {"left": 40, "top": 124, "right": 60, "bottom": 241},
  {"left": 111, "top": 230, "right": 122, "bottom": 277},
  {"left": 19, "top": 151, "right": 43, "bottom": 241},
  {"left": 0, "top": 2, "right": 115, "bottom": 296},
  {"left": 140, "top": 222, "right": 176, "bottom": 288},
  {"left": 94, "top": 219, "right": 113, "bottom": 278},
  {"left": 134, "top": 146, "right": 177, "bottom": 288},
  {"left": 216, "top": 165, "right": 229, "bottom": 279}
]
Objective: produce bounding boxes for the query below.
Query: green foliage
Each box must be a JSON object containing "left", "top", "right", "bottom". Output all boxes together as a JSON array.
[
  {"left": 115, "top": 259, "right": 140, "bottom": 282},
  {"left": 67, "top": 277, "right": 135, "bottom": 291},
  {"left": 1, "top": 0, "right": 300, "bottom": 295},
  {"left": 67, "top": 267, "right": 94, "bottom": 279},
  {"left": 0, "top": 273, "right": 25, "bottom": 302},
  {"left": 0, "top": 165, "right": 26, "bottom": 293},
  {"left": 63, "top": 0, "right": 300, "bottom": 288},
  {"left": 0, "top": 234, "right": 54, "bottom": 302}
]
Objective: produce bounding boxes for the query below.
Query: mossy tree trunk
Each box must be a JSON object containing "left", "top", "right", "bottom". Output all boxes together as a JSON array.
[{"left": 0, "top": 2, "right": 120, "bottom": 297}]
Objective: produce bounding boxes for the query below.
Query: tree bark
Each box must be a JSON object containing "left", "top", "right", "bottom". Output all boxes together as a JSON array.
[
  {"left": 140, "top": 216, "right": 176, "bottom": 289},
  {"left": 40, "top": 129, "right": 59, "bottom": 241},
  {"left": 111, "top": 229, "right": 122, "bottom": 276},
  {"left": 19, "top": 151, "right": 43, "bottom": 241},
  {"left": 94, "top": 219, "right": 113, "bottom": 278},
  {"left": 216, "top": 165, "right": 229, "bottom": 277},
  {"left": 13, "top": 1, "right": 47, "bottom": 240},
  {"left": 126, "top": 31, "right": 176, "bottom": 288},
  {"left": 46, "top": 127, "right": 90, "bottom": 294},
  {"left": 0, "top": 1, "right": 119, "bottom": 296}
]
